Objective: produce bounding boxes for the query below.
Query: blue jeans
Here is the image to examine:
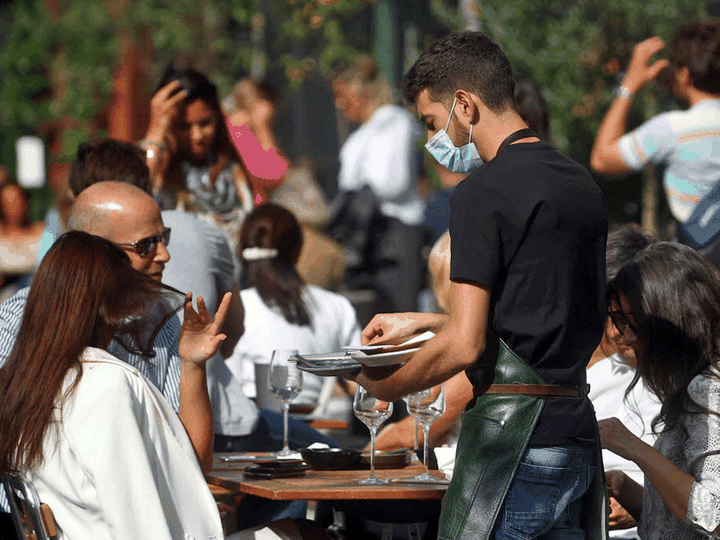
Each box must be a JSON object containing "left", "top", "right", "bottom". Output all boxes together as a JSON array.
[{"left": 492, "top": 446, "right": 596, "bottom": 540}]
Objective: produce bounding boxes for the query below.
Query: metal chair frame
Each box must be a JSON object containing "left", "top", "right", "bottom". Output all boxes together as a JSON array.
[{"left": 0, "top": 473, "right": 56, "bottom": 540}]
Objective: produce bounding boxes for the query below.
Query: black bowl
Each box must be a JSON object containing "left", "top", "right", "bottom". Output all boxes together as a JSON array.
[{"left": 300, "top": 447, "right": 362, "bottom": 470}]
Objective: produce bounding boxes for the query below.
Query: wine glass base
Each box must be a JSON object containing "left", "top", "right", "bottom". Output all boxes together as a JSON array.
[
  {"left": 274, "top": 448, "right": 297, "bottom": 457},
  {"left": 357, "top": 475, "right": 389, "bottom": 485},
  {"left": 405, "top": 472, "right": 447, "bottom": 483}
]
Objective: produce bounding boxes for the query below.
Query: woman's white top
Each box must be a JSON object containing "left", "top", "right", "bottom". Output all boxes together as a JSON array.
[
  {"left": 227, "top": 285, "right": 361, "bottom": 407},
  {"left": 28, "top": 347, "right": 224, "bottom": 540}
]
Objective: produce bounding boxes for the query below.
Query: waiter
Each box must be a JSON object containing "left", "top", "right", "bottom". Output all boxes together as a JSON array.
[{"left": 351, "top": 31, "right": 608, "bottom": 540}]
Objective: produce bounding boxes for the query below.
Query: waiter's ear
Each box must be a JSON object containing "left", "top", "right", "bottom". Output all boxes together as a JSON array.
[{"left": 453, "top": 89, "right": 481, "bottom": 127}]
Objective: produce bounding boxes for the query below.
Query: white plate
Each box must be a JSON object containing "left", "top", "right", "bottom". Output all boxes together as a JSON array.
[
  {"left": 290, "top": 352, "right": 353, "bottom": 362},
  {"left": 343, "top": 331, "right": 435, "bottom": 353},
  {"left": 350, "top": 346, "right": 421, "bottom": 366}
]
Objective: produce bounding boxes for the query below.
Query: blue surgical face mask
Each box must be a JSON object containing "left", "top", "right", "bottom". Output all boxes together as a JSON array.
[{"left": 424, "top": 97, "right": 483, "bottom": 174}]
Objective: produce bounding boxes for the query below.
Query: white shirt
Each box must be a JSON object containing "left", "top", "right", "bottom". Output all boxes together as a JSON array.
[
  {"left": 338, "top": 104, "right": 425, "bottom": 226},
  {"left": 28, "top": 348, "right": 224, "bottom": 540},
  {"left": 227, "top": 285, "right": 361, "bottom": 407},
  {"left": 588, "top": 353, "right": 662, "bottom": 539}
]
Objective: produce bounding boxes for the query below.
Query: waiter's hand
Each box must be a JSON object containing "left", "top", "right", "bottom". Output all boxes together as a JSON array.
[{"left": 361, "top": 313, "right": 426, "bottom": 345}]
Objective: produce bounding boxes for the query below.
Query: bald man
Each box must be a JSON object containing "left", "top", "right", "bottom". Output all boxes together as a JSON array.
[{"left": 0, "top": 181, "right": 215, "bottom": 472}]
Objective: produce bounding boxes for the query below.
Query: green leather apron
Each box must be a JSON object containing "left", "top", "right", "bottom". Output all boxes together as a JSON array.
[{"left": 437, "top": 338, "right": 609, "bottom": 540}]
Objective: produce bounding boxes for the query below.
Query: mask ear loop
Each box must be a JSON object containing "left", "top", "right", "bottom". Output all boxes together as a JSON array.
[
  {"left": 468, "top": 122, "right": 474, "bottom": 144},
  {"left": 444, "top": 97, "right": 458, "bottom": 132}
]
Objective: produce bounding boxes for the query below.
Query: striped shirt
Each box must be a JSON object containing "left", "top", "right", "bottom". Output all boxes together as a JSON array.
[{"left": 618, "top": 99, "right": 720, "bottom": 223}]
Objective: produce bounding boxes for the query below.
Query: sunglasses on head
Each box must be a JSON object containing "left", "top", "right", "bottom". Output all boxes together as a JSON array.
[{"left": 116, "top": 227, "right": 171, "bottom": 257}]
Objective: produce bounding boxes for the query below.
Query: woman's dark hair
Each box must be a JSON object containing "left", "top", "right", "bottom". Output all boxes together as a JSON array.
[
  {"left": 240, "top": 203, "right": 309, "bottom": 326},
  {"left": 155, "top": 66, "right": 252, "bottom": 198},
  {"left": 513, "top": 78, "right": 553, "bottom": 144},
  {"left": 668, "top": 19, "right": 720, "bottom": 95},
  {"left": 605, "top": 224, "right": 655, "bottom": 284},
  {"left": 607, "top": 242, "right": 720, "bottom": 433},
  {"left": 0, "top": 231, "right": 180, "bottom": 473}
]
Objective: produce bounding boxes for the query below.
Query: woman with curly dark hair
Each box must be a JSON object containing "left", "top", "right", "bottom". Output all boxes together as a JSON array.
[{"left": 600, "top": 242, "right": 720, "bottom": 539}]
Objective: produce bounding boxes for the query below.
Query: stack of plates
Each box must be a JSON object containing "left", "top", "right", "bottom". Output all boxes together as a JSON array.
[
  {"left": 343, "top": 330, "right": 435, "bottom": 366},
  {"left": 290, "top": 352, "right": 363, "bottom": 376},
  {"left": 290, "top": 331, "right": 436, "bottom": 376}
]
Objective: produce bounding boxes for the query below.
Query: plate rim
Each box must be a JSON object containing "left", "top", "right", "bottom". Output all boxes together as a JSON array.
[{"left": 350, "top": 346, "right": 421, "bottom": 366}]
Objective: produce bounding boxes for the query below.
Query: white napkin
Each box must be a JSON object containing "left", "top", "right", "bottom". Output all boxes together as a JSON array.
[{"left": 433, "top": 446, "right": 457, "bottom": 480}]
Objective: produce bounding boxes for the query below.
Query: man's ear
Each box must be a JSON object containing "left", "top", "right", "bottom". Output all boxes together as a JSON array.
[{"left": 453, "top": 89, "right": 480, "bottom": 126}]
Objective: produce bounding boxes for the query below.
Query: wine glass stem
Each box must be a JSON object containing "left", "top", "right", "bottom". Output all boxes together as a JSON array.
[
  {"left": 282, "top": 401, "right": 290, "bottom": 452},
  {"left": 369, "top": 426, "right": 378, "bottom": 477},
  {"left": 422, "top": 425, "right": 430, "bottom": 476},
  {"left": 413, "top": 419, "right": 419, "bottom": 451}
]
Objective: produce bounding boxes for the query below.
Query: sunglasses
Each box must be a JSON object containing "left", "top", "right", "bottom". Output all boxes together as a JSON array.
[
  {"left": 608, "top": 309, "right": 637, "bottom": 336},
  {"left": 116, "top": 227, "right": 171, "bottom": 257}
]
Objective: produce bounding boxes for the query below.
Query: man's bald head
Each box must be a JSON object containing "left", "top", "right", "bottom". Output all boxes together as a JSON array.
[
  {"left": 68, "top": 181, "right": 155, "bottom": 237},
  {"left": 67, "top": 181, "right": 170, "bottom": 279}
]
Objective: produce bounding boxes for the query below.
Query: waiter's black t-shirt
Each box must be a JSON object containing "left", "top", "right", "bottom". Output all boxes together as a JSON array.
[{"left": 450, "top": 140, "right": 607, "bottom": 447}]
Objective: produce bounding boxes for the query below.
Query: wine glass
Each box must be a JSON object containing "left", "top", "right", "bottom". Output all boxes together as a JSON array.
[
  {"left": 406, "top": 384, "right": 446, "bottom": 482},
  {"left": 353, "top": 385, "right": 393, "bottom": 485},
  {"left": 269, "top": 349, "right": 303, "bottom": 456},
  {"left": 402, "top": 388, "right": 430, "bottom": 453}
]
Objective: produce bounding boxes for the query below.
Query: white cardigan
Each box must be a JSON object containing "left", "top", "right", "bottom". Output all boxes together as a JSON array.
[{"left": 28, "top": 348, "right": 224, "bottom": 540}]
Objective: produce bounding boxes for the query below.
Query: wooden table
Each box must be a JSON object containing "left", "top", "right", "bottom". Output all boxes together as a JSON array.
[{"left": 207, "top": 453, "right": 448, "bottom": 501}]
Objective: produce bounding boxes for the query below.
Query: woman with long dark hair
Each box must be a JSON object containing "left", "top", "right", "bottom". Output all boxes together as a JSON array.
[
  {"left": 600, "top": 242, "right": 720, "bottom": 539},
  {"left": 141, "top": 67, "right": 255, "bottom": 251},
  {"left": 0, "top": 231, "right": 230, "bottom": 539},
  {"left": 227, "top": 203, "right": 360, "bottom": 433}
]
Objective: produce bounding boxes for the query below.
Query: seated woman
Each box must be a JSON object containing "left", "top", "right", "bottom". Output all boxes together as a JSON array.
[
  {"left": 600, "top": 242, "right": 720, "bottom": 539},
  {"left": 0, "top": 231, "right": 294, "bottom": 540},
  {"left": 226, "top": 203, "right": 361, "bottom": 449}
]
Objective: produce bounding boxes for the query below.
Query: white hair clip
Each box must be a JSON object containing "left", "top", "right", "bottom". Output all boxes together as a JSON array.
[{"left": 242, "top": 247, "right": 279, "bottom": 261}]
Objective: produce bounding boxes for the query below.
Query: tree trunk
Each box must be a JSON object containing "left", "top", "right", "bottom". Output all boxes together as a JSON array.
[
  {"left": 640, "top": 92, "right": 660, "bottom": 237},
  {"left": 641, "top": 165, "right": 660, "bottom": 238},
  {"left": 461, "top": 0, "right": 481, "bottom": 31}
]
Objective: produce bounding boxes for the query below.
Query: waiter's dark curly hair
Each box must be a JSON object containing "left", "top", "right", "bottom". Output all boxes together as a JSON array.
[{"left": 402, "top": 31, "right": 515, "bottom": 112}]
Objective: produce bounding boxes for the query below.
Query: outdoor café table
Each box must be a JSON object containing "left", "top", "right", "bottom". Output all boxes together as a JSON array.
[{"left": 206, "top": 453, "right": 448, "bottom": 501}]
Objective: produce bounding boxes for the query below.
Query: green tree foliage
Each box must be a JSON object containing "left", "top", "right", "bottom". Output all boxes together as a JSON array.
[
  {"left": 471, "top": 1, "right": 708, "bottom": 226},
  {"left": 0, "top": 0, "right": 372, "bottom": 136},
  {"left": 475, "top": 1, "right": 706, "bottom": 157}
]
